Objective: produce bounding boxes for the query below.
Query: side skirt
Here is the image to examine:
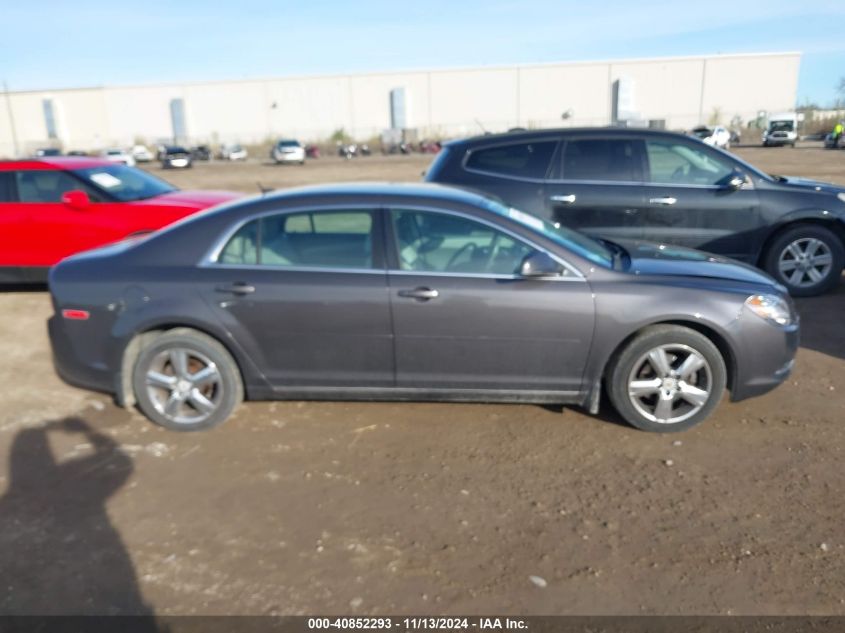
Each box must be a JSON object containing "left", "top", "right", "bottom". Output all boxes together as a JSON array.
[{"left": 258, "top": 386, "right": 585, "bottom": 405}]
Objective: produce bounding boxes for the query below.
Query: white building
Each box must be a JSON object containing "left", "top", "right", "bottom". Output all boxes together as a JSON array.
[{"left": 0, "top": 51, "right": 800, "bottom": 156}]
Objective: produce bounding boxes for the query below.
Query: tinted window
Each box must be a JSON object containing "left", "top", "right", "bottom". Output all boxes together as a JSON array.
[
  {"left": 645, "top": 140, "right": 733, "bottom": 186},
  {"left": 219, "top": 210, "right": 374, "bottom": 269},
  {"left": 0, "top": 173, "right": 14, "bottom": 202},
  {"left": 561, "top": 138, "right": 639, "bottom": 182},
  {"left": 465, "top": 141, "right": 556, "bottom": 179},
  {"left": 74, "top": 164, "right": 176, "bottom": 201},
  {"left": 391, "top": 209, "right": 534, "bottom": 275},
  {"left": 15, "top": 170, "right": 92, "bottom": 203}
]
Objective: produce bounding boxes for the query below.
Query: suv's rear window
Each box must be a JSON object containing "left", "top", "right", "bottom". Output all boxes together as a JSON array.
[{"left": 465, "top": 141, "right": 557, "bottom": 179}]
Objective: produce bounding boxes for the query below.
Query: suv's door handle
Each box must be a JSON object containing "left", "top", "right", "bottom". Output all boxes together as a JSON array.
[
  {"left": 216, "top": 282, "right": 256, "bottom": 295},
  {"left": 550, "top": 194, "right": 576, "bottom": 204},
  {"left": 397, "top": 287, "right": 439, "bottom": 300},
  {"left": 649, "top": 196, "right": 677, "bottom": 205}
]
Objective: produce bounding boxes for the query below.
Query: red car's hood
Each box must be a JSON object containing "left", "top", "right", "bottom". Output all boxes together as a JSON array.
[{"left": 130, "top": 189, "right": 242, "bottom": 209}]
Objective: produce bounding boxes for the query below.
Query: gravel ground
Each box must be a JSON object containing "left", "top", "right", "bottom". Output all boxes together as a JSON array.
[{"left": 0, "top": 146, "right": 844, "bottom": 616}]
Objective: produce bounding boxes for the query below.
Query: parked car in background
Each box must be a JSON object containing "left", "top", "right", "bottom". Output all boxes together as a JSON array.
[
  {"left": 101, "top": 148, "right": 136, "bottom": 167},
  {"left": 131, "top": 145, "right": 154, "bottom": 163},
  {"left": 160, "top": 146, "right": 193, "bottom": 169},
  {"left": 729, "top": 129, "right": 742, "bottom": 145},
  {"left": 824, "top": 132, "right": 843, "bottom": 149},
  {"left": 219, "top": 144, "right": 248, "bottom": 161},
  {"left": 419, "top": 139, "right": 443, "bottom": 153},
  {"left": 67, "top": 150, "right": 89, "bottom": 157},
  {"left": 35, "top": 148, "right": 62, "bottom": 157},
  {"left": 0, "top": 157, "right": 240, "bottom": 281},
  {"left": 337, "top": 142, "right": 357, "bottom": 159},
  {"left": 425, "top": 127, "right": 845, "bottom": 296},
  {"left": 191, "top": 145, "right": 212, "bottom": 161},
  {"left": 48, "top": 183, "right": 797, "bottom": 433},
  {"left": 271, "top": 139, "right": 305, "bottom": 164},
  {"left": 691, "top": 126, "right": 731, "bottom": 149},
  {"left": 762, "top": 113, "right": 799, "bottom": 147}
]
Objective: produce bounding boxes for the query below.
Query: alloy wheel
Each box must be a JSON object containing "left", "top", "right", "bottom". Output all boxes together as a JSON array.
[
  {"left": 145, "top": 347, "right": 223, "bottom": 426},
  {"left": 627, "top": 344, "right": 713, "bottom": 424},
  {"left": 778, "top": 237, "right": 833, "bottom": 289}
]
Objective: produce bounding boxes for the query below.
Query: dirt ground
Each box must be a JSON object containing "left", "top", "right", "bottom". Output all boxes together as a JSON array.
[{"left": 1, "top": 145, "right": 845, "bottom": 616}]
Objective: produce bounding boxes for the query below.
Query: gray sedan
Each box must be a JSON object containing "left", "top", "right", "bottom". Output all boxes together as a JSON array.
[{"left": 48, "top": 183, "right": 798, "bottom": 432}]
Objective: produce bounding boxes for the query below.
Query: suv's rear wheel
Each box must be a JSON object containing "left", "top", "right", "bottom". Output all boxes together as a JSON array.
[
  {"left": 763, "top": 225, "right": 844, "bottom": 296},
  {"left": 132, "top": 328, "right": 243, "bottom": 431},
  {"left": 607, "top": 325, "right": 727, "bottom": 433}
]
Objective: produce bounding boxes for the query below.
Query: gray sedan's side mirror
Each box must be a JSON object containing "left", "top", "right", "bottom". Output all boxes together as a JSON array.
[{"left": 519, "top": 251, "right": 563, "bottom": 278}]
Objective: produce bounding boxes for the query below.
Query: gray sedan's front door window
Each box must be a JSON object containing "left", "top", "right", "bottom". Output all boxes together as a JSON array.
[{"left": 392, "top": 209, "right": 534, "bottom": 276}]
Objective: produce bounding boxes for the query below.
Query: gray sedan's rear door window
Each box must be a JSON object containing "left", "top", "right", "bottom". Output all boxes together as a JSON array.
[{"left": 218, "top": 210, "right": 375, "bottom": 269}]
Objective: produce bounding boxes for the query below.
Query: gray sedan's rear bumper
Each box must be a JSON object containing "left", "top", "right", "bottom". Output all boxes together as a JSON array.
[{"left": 48, "top": 316, "right": 114, "bottom": 395}]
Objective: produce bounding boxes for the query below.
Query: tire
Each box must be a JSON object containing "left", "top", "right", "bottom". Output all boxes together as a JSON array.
[
  {"left": 606, "top": 325, "right": 727, "bottom": 433},
  {"left": 763, "top": 224, "right": 844, "bottom": 297},
  {"left": 132, "top": 328, "right": 243, "bottom": 431}
]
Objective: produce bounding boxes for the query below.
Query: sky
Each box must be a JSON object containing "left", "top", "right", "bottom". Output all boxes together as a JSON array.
[{"left": 2, "top": 0, "right": 844, "bottom": 106}]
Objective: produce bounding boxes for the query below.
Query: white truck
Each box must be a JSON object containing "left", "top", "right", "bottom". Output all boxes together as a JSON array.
[{"left": 762, "top": 112, "right": 799, "bottom": 147}]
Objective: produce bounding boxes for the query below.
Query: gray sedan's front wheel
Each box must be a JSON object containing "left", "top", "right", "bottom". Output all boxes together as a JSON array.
[
  {"left": 132, "top": 328, "right": 243, "bottom": 431},
  {"left": 607, "top": 325, "right": 727, "bottom": 432}
]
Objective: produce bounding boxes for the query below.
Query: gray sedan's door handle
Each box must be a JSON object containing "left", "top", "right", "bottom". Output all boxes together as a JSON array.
[
  {"left": 216, "top": 282, "right": 256, "bottom": 295},
  {"left": 550, "top": 194, "right": 577, "bottom": 204},
  {"left": 649, "top": 196, "right": 677, "bottom": 205},
  {"left": 397, "top": 287, "right": 439, "bottom": 300}
]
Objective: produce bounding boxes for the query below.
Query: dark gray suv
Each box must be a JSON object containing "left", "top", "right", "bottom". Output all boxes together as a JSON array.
[{"left": 425, "top": 128, "right": 845, "bottom": 296}]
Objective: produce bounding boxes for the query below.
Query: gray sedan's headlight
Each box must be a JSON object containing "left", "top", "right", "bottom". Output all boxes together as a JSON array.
[{"left": 745, "top": 294, "right": 794, "bottom": 326}]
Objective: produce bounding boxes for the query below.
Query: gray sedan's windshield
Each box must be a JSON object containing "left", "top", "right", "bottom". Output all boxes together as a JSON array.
[
  {"left": 484, "top": 200, "right": 613, "bottom": 266},
  {"left": 74, "top": 164, "right": 177, "bottom": 202}
]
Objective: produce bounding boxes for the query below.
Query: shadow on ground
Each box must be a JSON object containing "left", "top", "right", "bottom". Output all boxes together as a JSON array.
[
  {"left": 795, "top": 276, "right": 845, "bottom": 361},
  {"left": 0, "top": 417, "right": 156, "bottom": 619}
]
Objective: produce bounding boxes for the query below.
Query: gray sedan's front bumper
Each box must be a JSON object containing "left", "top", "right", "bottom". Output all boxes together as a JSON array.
[{"left": 730, "top": 316, "right": 799, "bottom": 401}]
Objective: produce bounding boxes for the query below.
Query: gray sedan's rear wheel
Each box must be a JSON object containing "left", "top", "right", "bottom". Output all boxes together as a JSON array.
[
  {"left": 607, "top": 325, "right": 726, "bottom": 433},
  {"left": 764, "top": 225, "right": 844, "bottom": 297},
  {"left": 132, "top": 328, "right": 243, "bottom": 431}
]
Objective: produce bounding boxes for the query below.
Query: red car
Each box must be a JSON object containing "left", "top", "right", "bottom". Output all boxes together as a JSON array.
[{"left": 0, "top": 158, "right": 240, "bottom": 282}]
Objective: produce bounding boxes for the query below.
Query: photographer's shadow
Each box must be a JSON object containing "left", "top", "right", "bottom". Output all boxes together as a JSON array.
[{"left": 0, "top": 417, "right": 153, "bottom": 616}]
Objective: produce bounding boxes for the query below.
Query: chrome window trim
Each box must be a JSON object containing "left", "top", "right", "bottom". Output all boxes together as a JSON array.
[
  {"left": 207, "top": 263, "right": 385, "bottom": 275},
  {"left": 385, "top": 204, "right": 587, "bottom": 281},
  {"left": 200, "top": 202, "right": 588, "bottom": 282},
  {"left": 545, "top": 178, "right": 751, "bottom": 190},
  {"left": 462, "top": 167, "right": 548, "bottom": 184},
  {"left": 387, "top": 269, "right": 576, "bottom": 282}
]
